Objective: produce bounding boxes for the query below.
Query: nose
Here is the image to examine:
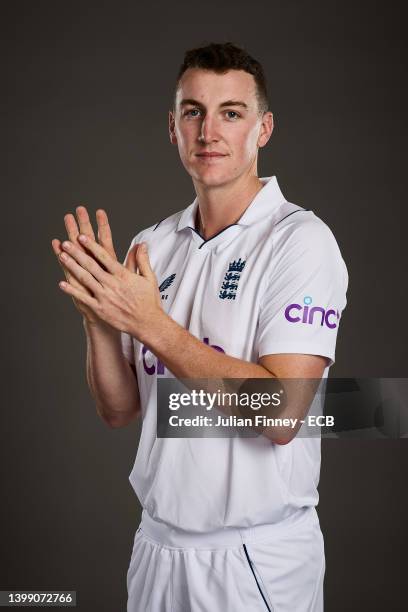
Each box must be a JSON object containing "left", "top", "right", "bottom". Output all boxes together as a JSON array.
[{"left": 198, "top": 115, "right": 220, "bottom": 144}]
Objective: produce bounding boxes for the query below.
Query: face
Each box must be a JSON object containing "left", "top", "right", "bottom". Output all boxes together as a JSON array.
[{"left": 169, "top": 68, "right": 273, "bottom": 188}]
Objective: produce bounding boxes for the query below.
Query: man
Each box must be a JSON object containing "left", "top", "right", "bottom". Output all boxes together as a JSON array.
[{"left": 52, "top": 42, "right": 348, "bottom": 611}]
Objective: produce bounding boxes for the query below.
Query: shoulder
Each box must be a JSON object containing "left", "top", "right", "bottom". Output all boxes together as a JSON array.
[
  {"left": 272, "top": 205, "right": 344, "bottom": 260},
  {"left": 267, "top": 205, "right": 348, "bottom": 289}
]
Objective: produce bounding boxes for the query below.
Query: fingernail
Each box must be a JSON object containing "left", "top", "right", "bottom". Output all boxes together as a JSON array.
[
  {"left": 78, "top": 234, "right": 87, "bottom": 243},
  {"left": 62, "top": 241, "right": 71, "bottom": 249},
  {"left": 60, "top": 252, "right": 68, "bottom": 261}
]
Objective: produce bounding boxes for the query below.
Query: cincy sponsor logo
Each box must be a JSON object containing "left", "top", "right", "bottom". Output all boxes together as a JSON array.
[
  {"left": 142, "top": 337, "right": 225, "bottom": 375},
  {"left": 284, "top": 296, "right": 340, "bottom": 329}
]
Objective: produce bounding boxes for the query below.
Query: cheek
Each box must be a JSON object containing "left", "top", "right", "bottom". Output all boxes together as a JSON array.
[
  {"left": 175, "top": 124, "right": 185, "bottom": 148},
  {"left": 247, "top": 123, "right": 262, "bottom": 149},
  {"left": 234, "top": 126, "right": 260, "bottom": 159},
  {"left": 174, "top": 125, "right": 199, "bottom": 173},
  {"left": 176, "top": 123, "right": 196, "bottom": 149}
]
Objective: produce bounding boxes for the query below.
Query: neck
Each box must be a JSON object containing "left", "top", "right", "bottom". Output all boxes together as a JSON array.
[{"left": 193, "top": 170, "right": 264, "bottom": 240}]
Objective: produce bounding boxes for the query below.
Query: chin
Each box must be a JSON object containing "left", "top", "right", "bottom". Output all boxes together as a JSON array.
[{"left": 190, "top": 165, "right": 237, "bottom": 188}]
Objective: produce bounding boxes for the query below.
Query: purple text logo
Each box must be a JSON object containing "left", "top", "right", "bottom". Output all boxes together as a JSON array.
[
  {"left": 142, "top": 337, "right": 225, "bottom": 376},
  {"left": 284, "top": 296, "right": 339, "bottom": 329}
]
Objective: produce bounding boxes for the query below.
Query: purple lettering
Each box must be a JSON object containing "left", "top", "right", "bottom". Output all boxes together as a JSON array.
[
  {"left": 309, "top": 306, "right": 325, "bottom": 326},
  {"left": 142, "top": 337, "right": 226, "bottom": 376},
  {"left": 142, "top": 345, "right": 155, "bottom": 375},
  {"left": 302, "top": 305, "right": 309, "bottom": 323},
  {"left": 285, "top": 301, "right": 339, "bottom": 329},
  {"left": 203, "top": 337, "right": 225, "bottom": 353},
  {"left": 285, "top": 304, "right": 302, "bottom": 323},
  {"left": 325, "top": 309, "right": 338, "bottom": 329},
  {"left": 212, "top": 344, "right": 225, "bottom": 353}
]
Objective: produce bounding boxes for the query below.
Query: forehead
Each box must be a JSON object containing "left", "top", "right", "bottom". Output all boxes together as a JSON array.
[{"left": 176, "top": 68, "right": 258, "bottom": 109}]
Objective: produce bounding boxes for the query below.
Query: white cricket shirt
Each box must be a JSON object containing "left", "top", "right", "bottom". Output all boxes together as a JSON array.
[{"left": 121, "top": 175, "right": 348, "bottom": 532}]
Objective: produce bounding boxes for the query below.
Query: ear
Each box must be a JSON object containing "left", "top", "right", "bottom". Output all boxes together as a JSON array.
[
  {"left": 257, "top": 111, "right": 274, "bottom": 148},
  {"left": 169, "top": 110, "right": 178, "bottom": 145}
]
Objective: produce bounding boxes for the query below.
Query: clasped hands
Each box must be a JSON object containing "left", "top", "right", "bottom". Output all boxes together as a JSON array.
[{"left": 51, "top": 206, "right": 162, "bottom": 340}]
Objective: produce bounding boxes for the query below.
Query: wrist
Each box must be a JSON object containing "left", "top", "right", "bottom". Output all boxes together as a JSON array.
[
  {"left": 134, "top": 307, "right": 170, "bottom": 348},
  {"left": 83, "top": 317, "right": 118, "bottom": 338}
]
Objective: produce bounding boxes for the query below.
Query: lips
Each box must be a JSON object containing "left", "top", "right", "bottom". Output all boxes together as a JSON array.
[{"left": 195, "top": 152, "right": 227, "bottom": 157}]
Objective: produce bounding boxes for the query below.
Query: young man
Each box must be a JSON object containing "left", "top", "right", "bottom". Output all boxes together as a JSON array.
[{"left": 52, "top": 43, "right": 348, "bottom": 611}]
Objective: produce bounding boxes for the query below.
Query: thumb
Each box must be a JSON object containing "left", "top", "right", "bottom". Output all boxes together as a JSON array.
[
  {"left": 135, "top": 242, "right": 156, "bottom": 280},
  {"left": 124, "top": 243, "right": 139, "bottom": 273}
]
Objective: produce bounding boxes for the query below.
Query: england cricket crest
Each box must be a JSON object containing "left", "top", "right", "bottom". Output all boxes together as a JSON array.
[{"left": 219, "top": 258, "right": 246, "bottom": 300}]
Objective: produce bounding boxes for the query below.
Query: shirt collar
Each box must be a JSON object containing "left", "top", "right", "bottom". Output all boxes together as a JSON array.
[{"left": 176, "top": 175, "right": 286, "bottom": 233}]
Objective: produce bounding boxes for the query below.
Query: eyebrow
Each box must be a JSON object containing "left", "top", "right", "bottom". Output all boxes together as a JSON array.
[{"left": 179, "top": 98, "right": 249, "bottom": 110}]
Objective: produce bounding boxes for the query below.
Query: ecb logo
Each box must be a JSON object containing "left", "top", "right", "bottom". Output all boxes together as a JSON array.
[{"left": 219, "top": 258, "right": 246, "bottom": 300}]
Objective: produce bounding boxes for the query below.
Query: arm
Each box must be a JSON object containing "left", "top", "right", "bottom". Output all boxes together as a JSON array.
[
  {"left": 52, "top": 207, "right": 141, "bottom": 428},
  {"left": 84, "top": 319, "right": 141, "bottom": 428},
  {"left": 138, "top": 310, "right": 327, "bottom": 381},
  {"left": 56, "top": 229, "right": 329, "bottom": 442},
  {"left": 136, "top": 310, "right": 328, "bottom": 443}
]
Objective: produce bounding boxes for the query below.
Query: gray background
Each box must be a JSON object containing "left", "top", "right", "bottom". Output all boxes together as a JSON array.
[{"left": 1, "top": 0, "right": 407, "bottom": 610}]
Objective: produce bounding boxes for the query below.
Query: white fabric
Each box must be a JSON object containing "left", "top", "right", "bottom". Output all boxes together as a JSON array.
[
  {"left": 127, "top": 506, "right": 324, "bottom": 611},
  {"left": 121, "top": 175, "right": 348, "bottom": 532}
]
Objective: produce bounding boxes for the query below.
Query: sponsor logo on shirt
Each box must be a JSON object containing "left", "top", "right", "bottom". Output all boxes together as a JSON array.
[
  {"left": 284, "top": 296, "right": 339, "bottom": 329},
  {"left": 142, "top": 337, "right": 225, "bottom": 376},
  {"left": 219, "top": 258, "right": 246, "bottom": 300},
  {"left": 159, "top": 273, "right": 176, "bottom": 301}
]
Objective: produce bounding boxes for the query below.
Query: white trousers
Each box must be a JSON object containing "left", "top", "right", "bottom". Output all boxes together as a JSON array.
[{"left": 127, "top": 507, "right": 325, "bottom": 612}]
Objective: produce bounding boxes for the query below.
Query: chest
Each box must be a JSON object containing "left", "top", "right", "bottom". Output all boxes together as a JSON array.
[{"left": 152, "top": 233, "right": 272, "bottom": 357}]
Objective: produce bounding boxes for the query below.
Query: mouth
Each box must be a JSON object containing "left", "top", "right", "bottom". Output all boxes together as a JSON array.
[{"left": 195, "top": 152, "right": 228, "bottom": 159}]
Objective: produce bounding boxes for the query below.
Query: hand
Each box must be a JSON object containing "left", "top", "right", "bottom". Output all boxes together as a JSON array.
[
  {"left": 55, "top": 231, "right": 162, "bottom": 339},
  {"left": 52, "top": 206, "right": 118, "bottom": 324}
]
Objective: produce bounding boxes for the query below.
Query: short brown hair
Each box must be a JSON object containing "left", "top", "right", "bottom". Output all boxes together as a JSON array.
[{"left": 173, "top": 42, "right": 269, "bottom": 115}]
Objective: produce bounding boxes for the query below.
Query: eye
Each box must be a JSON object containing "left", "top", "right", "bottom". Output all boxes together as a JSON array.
[
  {"left": 225, "top": 110, "right": 240, "bottom": 120},
  {"left": 184, "top": 108, "right": 201, "bottom": 117}
]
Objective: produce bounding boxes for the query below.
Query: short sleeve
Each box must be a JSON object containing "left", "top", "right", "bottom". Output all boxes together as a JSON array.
[
  {"left": 256, "top": 215, "right": 348, "bottom": 366},
  {"left": 120, "top": 232, "right": 142, "bottom": 365}
]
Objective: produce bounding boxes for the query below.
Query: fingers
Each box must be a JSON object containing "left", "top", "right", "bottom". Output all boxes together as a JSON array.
[
  {"left": 52, "top": 238, "right": 96, "bottom": 294},
  {"left": 135, "top": 243, "right": 156, "bottom": 280},
  {"left": 51, "top": 238, "right": 62, "bottom": 257},
  {"left": 74, "top": 234, "right": 123, "bottom": 276},
  {"left": 51, "top": 238, "right": 74, "bottom": 281},
  {"left": 63, "top": 207, "right": 117, "bottom": 268},
  {"left": 76, "top": 206, "right": 96, "bottom": 240},
  {"left": 64, "top": 212, "right": 81, "bottom": 245},
  {"left": 64, "top": 206, "right": 115, "bottom": 261},
  {"left": 64, "top": 206, "right": 95, "bottom": 256},
  {"left": 52, "top": 238, "right": 72, "bottom": 281},
  {"left": 96, "top": 209, "right": 117, "bottom": 259},
  {"left": 58, "top": 249, "right": 102, "bottom": 294},
  {"left": 60, "top": 240, "right": 112, "bottom": 284},
  {"left": 59, "top": 279, "right": 99, "bottom": 312}
]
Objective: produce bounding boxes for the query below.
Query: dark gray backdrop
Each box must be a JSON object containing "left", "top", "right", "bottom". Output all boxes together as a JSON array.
[{"left": 1, "top": 1, "right": 407, "bottom": 610}]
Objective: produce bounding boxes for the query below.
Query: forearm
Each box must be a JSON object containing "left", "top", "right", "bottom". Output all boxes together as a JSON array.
[
  {"left": 138, "top": 313, "right": 317, "bottom": 445},
  {"left": 139, "top": 311, "right": 272, "bottom": 380},
  {"left": 84, "top": 319, "right": 141, "bottom": 427}
]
